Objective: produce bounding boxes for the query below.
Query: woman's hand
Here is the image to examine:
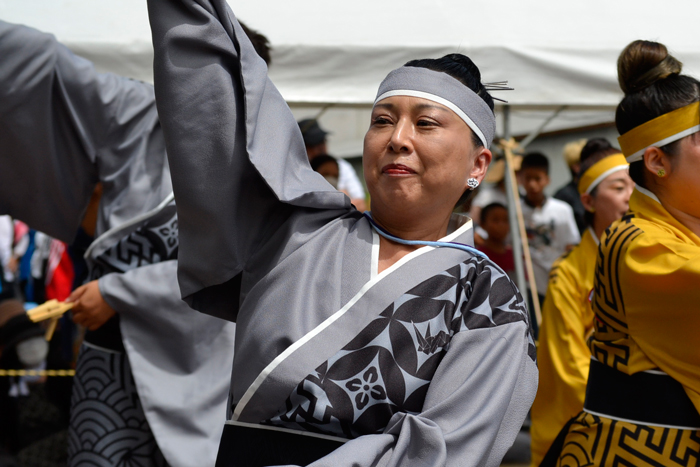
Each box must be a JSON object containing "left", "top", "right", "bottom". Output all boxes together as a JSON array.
[{"left": 68, "top": 281, "right": 116, "bottom": 331}]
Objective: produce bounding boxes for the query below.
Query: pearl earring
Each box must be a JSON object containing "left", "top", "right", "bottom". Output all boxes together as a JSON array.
[{"left": 467, "top": 178, "right": 480, "bottom": 190}]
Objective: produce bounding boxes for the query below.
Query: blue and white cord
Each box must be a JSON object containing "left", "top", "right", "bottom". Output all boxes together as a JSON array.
[{"left": 363, "top": 212, "right": 488, "bottom": 259}]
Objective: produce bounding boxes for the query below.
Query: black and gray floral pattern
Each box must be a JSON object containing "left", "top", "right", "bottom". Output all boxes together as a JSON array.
[
  {"left": 266, "top": 256, "right": 534, "bottom": 439},
  {"left": 90, "top": 204, "right": 178, "bottom": 279}
]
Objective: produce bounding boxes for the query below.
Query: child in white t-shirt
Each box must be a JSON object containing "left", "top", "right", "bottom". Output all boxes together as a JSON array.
[{"left": 519, "top": 153, "right": 580, "bottom": 302}]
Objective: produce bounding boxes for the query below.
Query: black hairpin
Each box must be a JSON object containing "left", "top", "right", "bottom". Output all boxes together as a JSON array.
[{"left": 482, "top": 81, "right": 514, "bottom": 103}]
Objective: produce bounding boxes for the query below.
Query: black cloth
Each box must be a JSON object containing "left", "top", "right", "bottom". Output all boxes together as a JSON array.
[
  {"left": 216, "top": 424, "right": 344, "bottom": 467},
  {"left": 585, "top": 359, "right": 700, "bottom": 427}
]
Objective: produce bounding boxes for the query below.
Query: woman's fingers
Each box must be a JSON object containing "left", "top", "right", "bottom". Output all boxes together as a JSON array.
[
  {"left": 68, "top": 281, "right": 115, "bottom": 330},
  {"left": 67, "top": 284, "right": 88, "bottom": 303}
]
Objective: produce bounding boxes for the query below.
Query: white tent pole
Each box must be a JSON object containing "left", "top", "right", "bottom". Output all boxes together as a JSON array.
[{"left": 502, "top": 106, "right": 527, "bottom": 299}]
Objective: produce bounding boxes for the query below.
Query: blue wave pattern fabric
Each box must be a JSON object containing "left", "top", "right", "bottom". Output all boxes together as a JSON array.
[{"left": 68, "top": 346, "right": 167, "bottom": 466}]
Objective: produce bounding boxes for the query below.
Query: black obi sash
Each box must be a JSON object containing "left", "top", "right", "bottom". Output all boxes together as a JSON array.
[
  {"left": 216, "top": 422, "right": 346, "bottom": 467},
  {"left": 584, "top": 358, "right": 700, "bottom": 428},
  {"left": 540, "top": 359, "right": 700, "bottom": 467}
]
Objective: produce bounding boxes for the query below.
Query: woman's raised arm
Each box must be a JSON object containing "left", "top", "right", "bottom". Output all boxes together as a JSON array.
[
  {"left": 0, "top": 20, "right": 168, "bottom": 242},
  {"left": 148, "top": 0, "right": 349, "bottom": 316}
]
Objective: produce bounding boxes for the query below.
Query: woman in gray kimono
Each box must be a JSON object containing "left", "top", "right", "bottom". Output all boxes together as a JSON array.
[
  {"left": 0, "top": 20, "right": 240, "bottom": 467},
  {"left": 148, "top": 0, "right": 538, "bottom": 465}
]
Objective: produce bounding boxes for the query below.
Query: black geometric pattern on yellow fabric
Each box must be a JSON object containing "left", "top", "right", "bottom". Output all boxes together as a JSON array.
[
  {"left": 589, "top": 335, "right": 632, "bottom": 373},
  {"left": 590, "top": 214, "right": 643, "bottom": 372},
  {"left": 555, "top": 411, "right": 700, "bottom": 467},
  {"left": 593, "top": 214, "right": 641, "bottom": 331}
]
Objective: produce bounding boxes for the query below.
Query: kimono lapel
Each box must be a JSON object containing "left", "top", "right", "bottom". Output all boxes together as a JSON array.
[{"left": 234, "top": 217, "right": 474, "bottom": 423}]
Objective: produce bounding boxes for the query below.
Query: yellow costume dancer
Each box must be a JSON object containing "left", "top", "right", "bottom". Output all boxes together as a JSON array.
[
  {"left": 544, "top": 40, "right": 700, "bottom": 467},
  {"left": 531, "top": 150, "right": 630, "bottom": 466}
]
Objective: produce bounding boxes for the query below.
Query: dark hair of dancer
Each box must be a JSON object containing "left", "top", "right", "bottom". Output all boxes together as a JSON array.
[
  {"left": 240, "top": 21, "right": 272, "bottom": 66},
  {"left": 579, "top": 138, "right": 615, "bottom": 164}
]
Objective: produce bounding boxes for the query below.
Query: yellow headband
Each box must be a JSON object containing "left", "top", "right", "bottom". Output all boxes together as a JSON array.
[
  {"left": 618, "top": 101, "right": 700, "bottom": 162},
  {"left": 578, "top": 154, "right": 629, "bottom": 195}
]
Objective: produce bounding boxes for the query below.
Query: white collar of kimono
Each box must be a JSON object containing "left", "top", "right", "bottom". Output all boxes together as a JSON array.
[
  {"left": 635, "top": 185, "right": 661, "bottom": 205},
  {"left": 374, "top": 67, "right": 496, "bottom": 149},
  {"left": 587, "top": 227, "right": 600, "bottom": 246}
]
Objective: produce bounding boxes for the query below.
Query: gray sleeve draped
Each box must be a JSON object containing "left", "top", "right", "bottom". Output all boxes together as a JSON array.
[
  {"left": 0, "top": 20, "right": 171, "bottom": 242},
  {"left": 0, "top": 21, "right": 235, "bottom": 466},
  {"left": 98, "top": 260, "right": 236, "bottom": 467},
  {"left": 148, "top": 0, "right": 350, "bottom": 320}
]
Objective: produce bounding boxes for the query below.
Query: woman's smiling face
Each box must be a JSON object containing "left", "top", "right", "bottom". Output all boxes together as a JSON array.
[{"left": 363, "top": 95, "right": 490, "bottom": 225}]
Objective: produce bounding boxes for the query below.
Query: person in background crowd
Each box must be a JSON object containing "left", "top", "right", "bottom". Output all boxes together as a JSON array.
[
  {"left": 0, "top": 216, "right": 16, "bottom": 300},
  {"left": 0, "top": 299, "right": 60, "bottom": 466},
  {"left": 310, "top": 154, "right": 341, "bottom": 190},
  {"left": 545, "top": 39, "right": 700, "bottom": 467},
  {"left": 519, "top": 152, "right": 580, "bottom": 307},
  {"left": 0, "top": 19, "right": 261, "bottom": 467},
  {"left": 531, "top": 140, "right": 633, "bottom": 466},
  {"left": 554, "top": 139, "right": 587, "bottom": 234},
  {"left": 469, "top": 154, "right": 522, "bottom": 245},
  {"left": 477, "top": 203, "right": 515, "bottom": 278},
  {"left": 298, "top": 118, "right": 367, "bottom": 211},
  {"left": 239, "top": 21, "right": 271, "bottom": 66}
]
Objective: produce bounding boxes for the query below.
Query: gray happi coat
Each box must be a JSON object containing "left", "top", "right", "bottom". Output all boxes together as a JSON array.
[
  {"left": 149, "top": 0, "right": 538, "bottom": 466},
  {"left": 0, "top": 20, "right": 234, "bottom": 467}
]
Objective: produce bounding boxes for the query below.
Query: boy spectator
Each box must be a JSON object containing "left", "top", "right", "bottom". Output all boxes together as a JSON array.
[
  {"left": 477, "top": 203, "right": 515, "bottom": 278},
  {"left": 519, "top": 153, "right": 580, "bottom": 303},
  {"left": 298, "top": 119, "right": 367, "bottom": 211},
  {"left": 310, "top": 154, "right": 341, "bottom": 190}
]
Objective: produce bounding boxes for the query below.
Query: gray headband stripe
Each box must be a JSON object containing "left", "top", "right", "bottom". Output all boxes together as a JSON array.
[{"left": 374, "top": 67, "right": 496, "bottom": 149}]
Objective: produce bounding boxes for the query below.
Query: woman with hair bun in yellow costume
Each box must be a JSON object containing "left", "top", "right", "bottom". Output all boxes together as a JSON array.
[
  {"left": 530, "top": 139, "right": 633, "bottom": 467},
  {"left": 542, "top": 40, "right": 700, "bottom": 467}
]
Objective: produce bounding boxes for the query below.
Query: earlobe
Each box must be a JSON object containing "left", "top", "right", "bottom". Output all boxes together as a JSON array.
[
  {"left": 580, "top": 193, "right": 595, "bottom": 213},
  {"left": 643, "top": 147, "right": 670, "bottom": 177}
]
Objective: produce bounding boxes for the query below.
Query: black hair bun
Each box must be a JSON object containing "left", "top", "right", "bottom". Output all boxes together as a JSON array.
[
  {"left": 618, "top": 40, "right": 682, "bottom": 95},
  {"left": 405, "top": 54, "right": 495, "bottom": 112}
]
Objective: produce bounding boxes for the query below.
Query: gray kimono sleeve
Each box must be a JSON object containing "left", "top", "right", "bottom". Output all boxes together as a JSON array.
[
  {"left": 0, "top": 20, "right": 169, "bottom": 242},
  {"left": 298, "top": 322, "right": 537, "bottom": 467},
  {"left": 148, "top": 0, "right": 349, "bottom": 320},
  {"left": 98, "top": 260, "right": 236, "bottom": 467}
]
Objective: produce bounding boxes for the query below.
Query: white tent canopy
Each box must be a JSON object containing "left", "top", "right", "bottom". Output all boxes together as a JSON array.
[{"left": 2, "top": 0, "right": 699, "bottom": 150}]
